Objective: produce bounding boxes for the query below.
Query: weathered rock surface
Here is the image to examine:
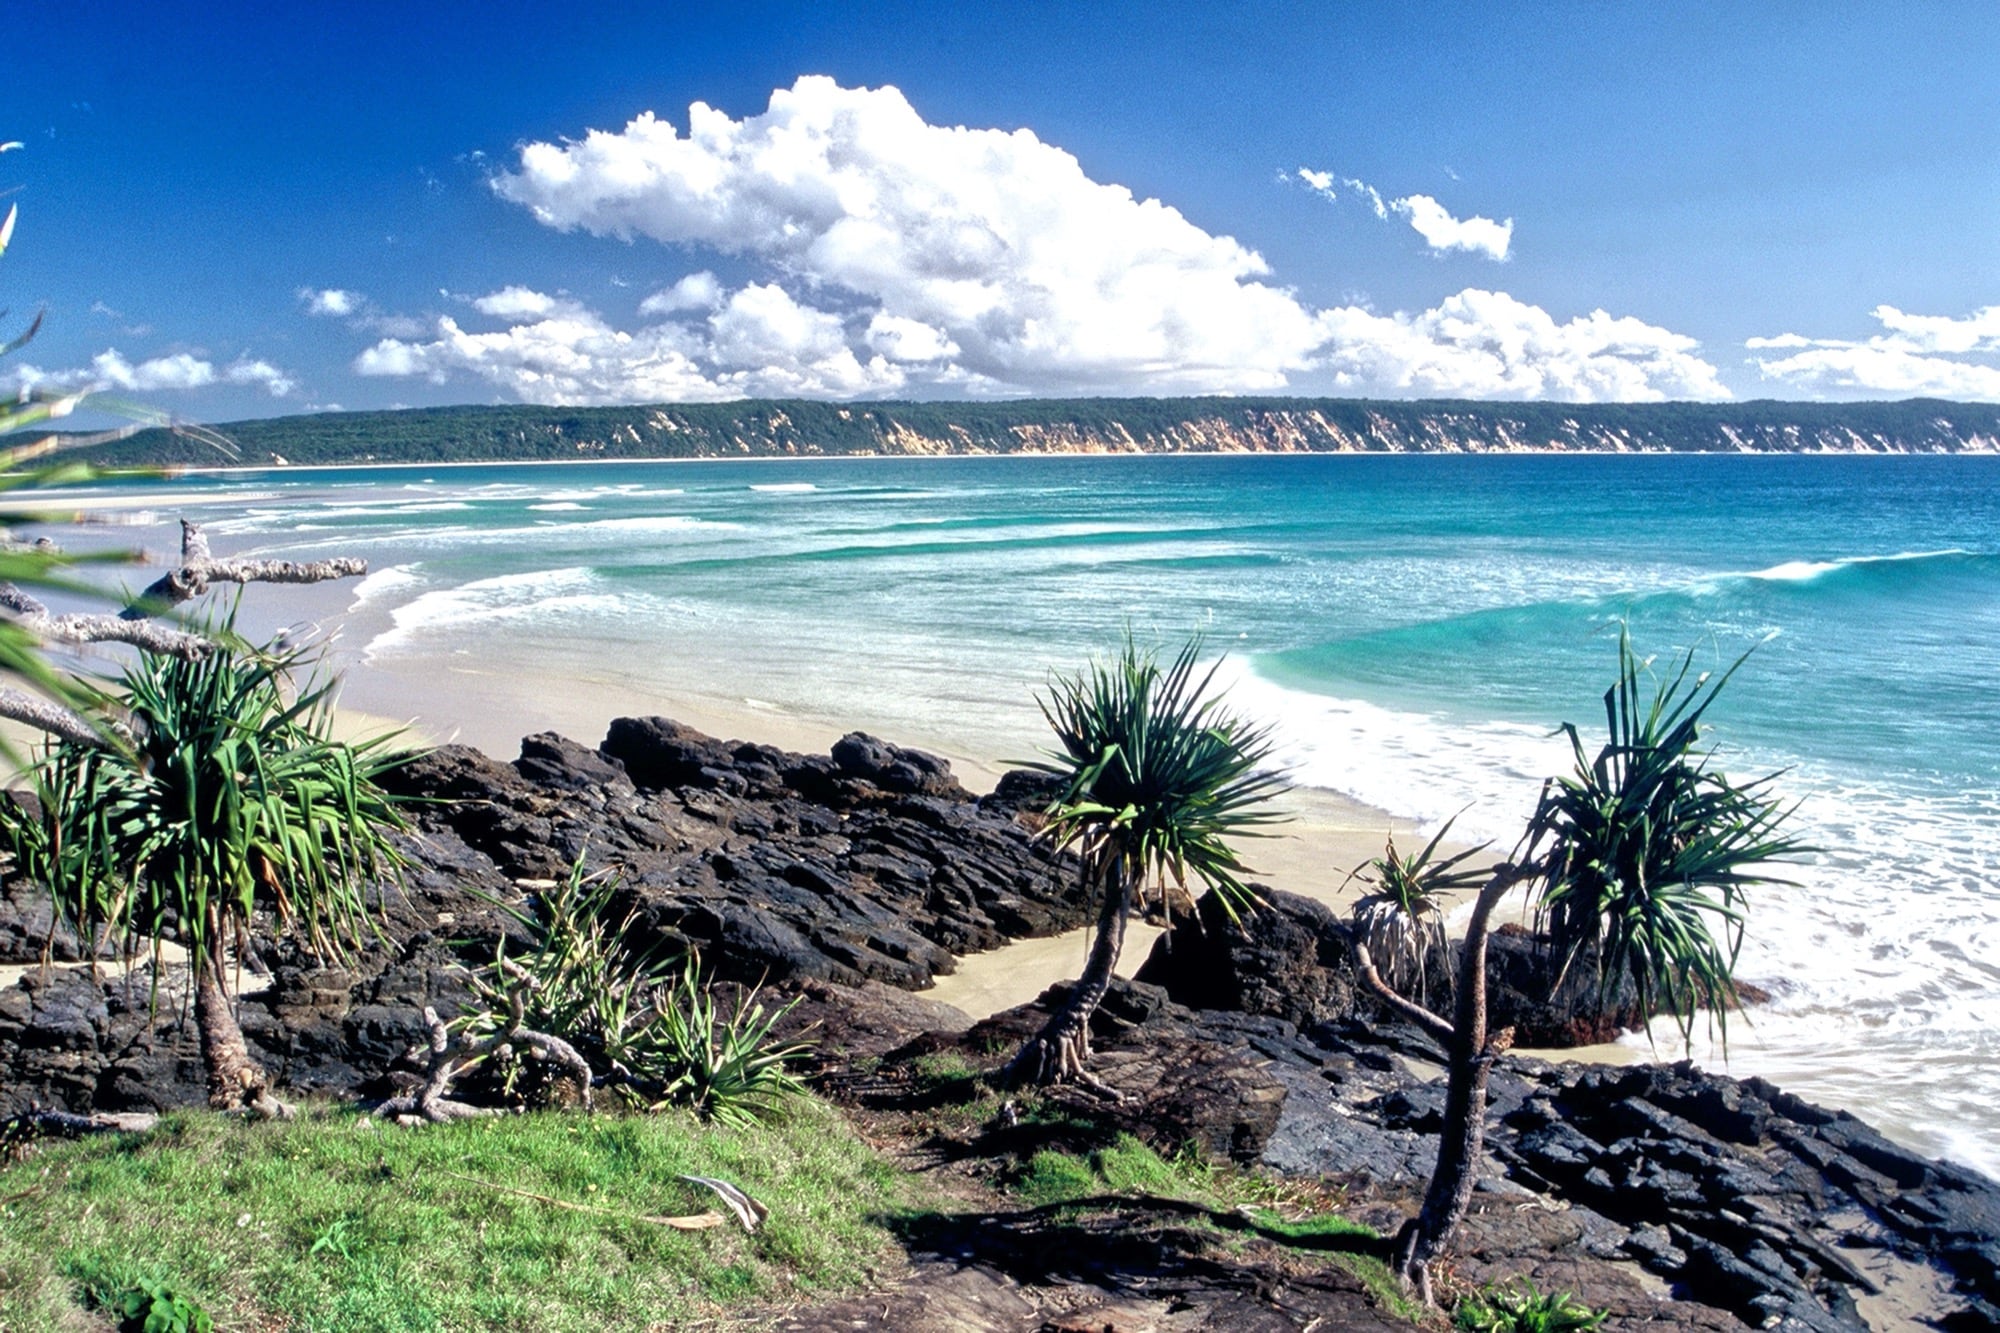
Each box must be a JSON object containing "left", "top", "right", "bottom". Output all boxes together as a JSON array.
[
  {"left": 1134, "top": 886, "right": 1359, "bottom": 1030},
  {"left": 6, "top": 718, "right": 1999, "bottom": 1330},
  {"left": 814, "top": 913, "right": 2000, "bottom": 1331},
  {"left": 0, "top": 720, "right": 1085, "bottom": 1118}
]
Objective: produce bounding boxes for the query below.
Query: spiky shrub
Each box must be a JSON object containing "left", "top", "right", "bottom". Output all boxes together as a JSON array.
[
  {"left": 467, "top": 857, "right": 679, "bottom": 1101},
  {"left": 1039, "top": 635, "right": 1289, "bottom": 921},
  {"left": 1532, "top": 629, "right": 1803, "bottom": 1045},
  {"left": 649, "top": 964, "right": 809, "bottom": 1128},
  {"left": 467, "top": 858, "right": 809, "bottom": 1125},
  {"left": 1009, "top": 634, "right": 1288, "bottom": 1087},
  {"left": 1454, "top": 1279, "right": 1607, "bottom": 1333},
  {"left": 0, "top": 616, "right": 408, "bottom": 1113},
  {"left": 1349, "top": 814, "right": 1490, "bottom": 1008}
]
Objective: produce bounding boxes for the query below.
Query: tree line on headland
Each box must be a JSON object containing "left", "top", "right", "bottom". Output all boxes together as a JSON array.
[{"left": 93, "top": 395, "right": 2000, "bottom": 468}]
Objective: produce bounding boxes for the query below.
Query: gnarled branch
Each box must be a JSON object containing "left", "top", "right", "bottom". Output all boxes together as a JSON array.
[
  {"left": 123, "top": 519, "right": 365, "bottom": 618},
  {"left": 376, "top": 999, "right": 596, "bottom": 1125},
  {"left": 0, "top": 518, "right": 368, "bottom": 749},
  {"left": 0, "top": 685, "right": 128, "bottom": 747},
  {"left": 0, "top": 583, "right": 209, "bottom": 657},
  {"left": 1355, "top": 942, "right": 1456, "bottom": 1044}
]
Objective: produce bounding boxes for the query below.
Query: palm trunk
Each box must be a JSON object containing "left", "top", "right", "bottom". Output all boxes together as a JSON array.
[
  {"left": 1007, "top": 856, "right": 1131, "bottom": 1092},
  {"left": 193, "top": 949, "right": 293, "bottom": 1120},
  {"left": 1388, "top": 870, "right": 1514, "bottom": 1304}
]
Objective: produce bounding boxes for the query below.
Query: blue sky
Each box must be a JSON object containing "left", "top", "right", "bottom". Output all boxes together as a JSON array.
[{"left": 5, "top": 1, "right": 1998, "bottom": 419}]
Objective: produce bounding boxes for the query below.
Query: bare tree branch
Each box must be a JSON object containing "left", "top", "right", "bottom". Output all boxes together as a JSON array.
[
  {"left": 0, "top": 519, "right": 366, "bottom": 749},
  {"left": 122, "top": 519, "right": 365, "bottom": 618},
  {"left": 1355, "top": 942, "right": 1456, "bottom": 1043},
  {"left": 376, "top": 1000, "right": 595, "bottom": 1125},
  {"left": 0, "top": 582, "right": 209, "bottom": 657},
  {"left": 0, "top": 685, "right": 122, "bottom": 747}
]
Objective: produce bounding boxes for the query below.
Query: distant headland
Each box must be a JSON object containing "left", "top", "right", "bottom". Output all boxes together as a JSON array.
[{"left": 98, "top": 396, "right": 2000, "bottom": 468}]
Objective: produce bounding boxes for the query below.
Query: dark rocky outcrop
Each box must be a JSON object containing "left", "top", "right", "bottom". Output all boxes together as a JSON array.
[
  {"left": 385, "top": 722, "right": 1085, "bottom": 991},
  {"left": 6, "top": 718, "right": 1999, "bottom": 1329},
  {"left": 1135, "top": 887, "right": 1359, "bottom": 1030},
  {"left": 1, "top": 719, "right": 1087, "bottom": 1118},
  {"left": 813, "top": 911, "right": 2000, "bottom": 1330}
]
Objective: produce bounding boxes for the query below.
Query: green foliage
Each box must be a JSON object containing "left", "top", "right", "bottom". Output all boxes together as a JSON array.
[
  {"left": 1455, "top": 1278, "right": 1608, "bottom": 1333},
  {"left": 1244, "top": 1209, "right": 1378, "bottom": 1244},
  {"left": 470, "top": 857, "right": 809, "bottom": 1126},
  {"left": 1033, "top": 633, "right": 1287, "bottom": 921},
  {"left": 0, "top": 615, "right": 409, "bottom": 976},
  {"left": 1348, "top": 812, "right": 1491, "bottom": 1004},
  {"left": 0, "top": 1102, "right": 908, "bottom": 1331},
  {"left": 1533, "top": 628, "right": 1804, "bottom": 1045},
  {"left": 105, "top": 1276, "right": 215, "bottom": 1333},
  {"left": 649, "top": 965, "right": 810, "bottom": 1128},
  {"left": 1011, "top": 1133, "right": 1219, "bottom": 1207},
  {"left": 469, "top": 857, "right": 680, "bottom": 1094}
]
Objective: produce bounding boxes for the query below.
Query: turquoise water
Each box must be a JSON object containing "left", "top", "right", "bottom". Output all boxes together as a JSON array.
[{"left": 81, "top": 453, "right": 2000, "bottom": 1175}]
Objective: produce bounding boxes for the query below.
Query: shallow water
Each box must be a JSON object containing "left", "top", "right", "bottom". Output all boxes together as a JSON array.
[{"left": 58, "top": 452, "right": 2000, "bottom": 1178}]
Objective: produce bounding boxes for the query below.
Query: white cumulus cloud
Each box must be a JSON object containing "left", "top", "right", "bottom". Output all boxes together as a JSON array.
[
  {"left": 224, "top": 359, "right": 298, "bottom": 396},
  {"left": 637, "top": 271, "right": 723, "bottom": 316},
  {"left": 472, "top": 286, "right": 566, "bottom": 320},
  {"left": 1391, "top": 195, "right": 1512, "bottom": 261},
  {"left": 301, "top": 288, "right": 362, "bottom": 317},
  {"left": 345, "top": 79, "right": 1719, "bottom": 404},
  {"left": 1317, "top": 289, "right": 1726, "bottom": 401},
  {"left": 1748, "top": 304, "right": 2000, "bottom": 399},
  {"left": 493, "top": 76, "right": 1326, "bottom": 395},
  {"left": 353, "top": 285, "right": 910, "bottom": 403},
  {"left": 1, "top": 349, "right": 297, "bottom": 397},
  {"left": 1289, "top": 168, "right": 1511, "bottom": 259}
]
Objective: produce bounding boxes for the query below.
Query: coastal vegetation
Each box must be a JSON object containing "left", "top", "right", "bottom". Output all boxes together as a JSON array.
[
  {"left": 0, "top": 620, "right": 409, "bottom": 1118},
  {"left": 1533, "top": 631, "right": 1803, "bottom": 1044},
  {"left": 1005, "top": 635, "right": 1285, "bottom": 1089},
  {"left": 388, "top": 854, "right": 810, "bottom": 1126},
  {"left": 1356, "top": 629, "right": 1801, "bottom": 1303},
  {"left": 0, "top": 1099, "right": 907, "bottom": 1331},
  {"left": 85, "top": 394, "right": 2000, "bottom": 469},
  {"left": 1454, "top": 1280, "right": 1608, "bottom": 1333},
  {"left": 1348, "top": 812, "right": 1488, "bottom": 1011}
]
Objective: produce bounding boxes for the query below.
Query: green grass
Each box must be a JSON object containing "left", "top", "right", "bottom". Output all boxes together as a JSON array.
[
  {"left": 1011, "top": 1133, "right": 1207, "bottom": 1207},
  {"left": 1003, "top": 1136, "right": 1424, "bottom": 1324},
  {"left": 0, "top": 1099, "right": 910, "bottom": 1332}
]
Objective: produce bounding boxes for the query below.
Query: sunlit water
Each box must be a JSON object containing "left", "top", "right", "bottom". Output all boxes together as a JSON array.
[{"left": 61, "top": 453, "right": 2000, "bottom": 1178}]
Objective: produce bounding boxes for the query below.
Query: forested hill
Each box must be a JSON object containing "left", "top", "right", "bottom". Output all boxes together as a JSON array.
[{"left": 98, "top": 397, "right": 2000, "bottom": 468}]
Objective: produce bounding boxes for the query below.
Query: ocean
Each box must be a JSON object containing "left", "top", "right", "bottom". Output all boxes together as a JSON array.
[{"left": 71, "top": 452, "right": 2000, "bottom": 1178}]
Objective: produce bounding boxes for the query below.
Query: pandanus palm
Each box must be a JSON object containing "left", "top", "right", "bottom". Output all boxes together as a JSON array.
[
  {"left": 1534, "top": 627, "right": 1804, "bottom": 1046},
  {"left": 1007, "top": 635, "right": 1286, "bottom": 1090},
  {"left": 2, "top": 618, "right": 408, "bottom": 1117},
  {"left": 1358, "top": 629, "right": 1802, "bottom": 1304},
  {"left": 1347, "top": 812, "right": 1490, "bottom": 1011}
]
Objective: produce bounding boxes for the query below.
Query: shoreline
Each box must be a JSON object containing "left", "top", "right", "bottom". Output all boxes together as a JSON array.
[
  {"left": 13, "top": 470, "right": 1992, "bottom": 1178},
  {"left": 342, "top": 649, "right": 1646, "bottom": 1064}
]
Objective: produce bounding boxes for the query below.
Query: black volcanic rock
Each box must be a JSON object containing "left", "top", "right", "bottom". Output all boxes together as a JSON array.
[
  {"left": 1134, "top": 886, "right": 1358, "bottom": 1030},
  {"left": 3, "top": 718, "right": 1090, "bottom": 1117},
  {"left": 830, "top": 731, "right": 966, "bottom": 798},
  {"left": 514, "top": 731, "right": 630, "bottom": 791},
  {"left": 391, "top": 722, "right": 1085, "bottom": 991},
  {"left": 599, "top": 715, "right": 738, "bottom": 791}
]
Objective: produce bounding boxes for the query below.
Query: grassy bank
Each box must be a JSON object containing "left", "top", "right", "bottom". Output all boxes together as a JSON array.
[
  {"left": 0, "top": 1099, "right": 910, "bottom": 1332},
  {"left": 1003, "top": 1132, "right": 1421, "bottom": 1323}
]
